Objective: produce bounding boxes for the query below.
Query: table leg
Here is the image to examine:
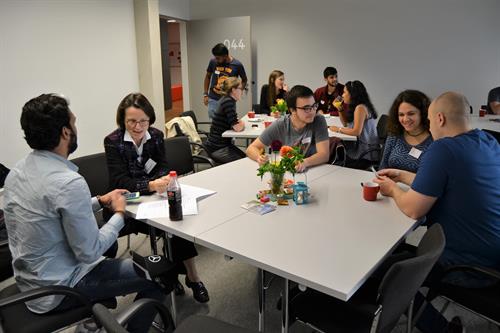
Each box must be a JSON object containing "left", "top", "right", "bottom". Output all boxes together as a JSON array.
[
  {"left": 165, "top": 233, "right": 177, "bottom": 325},
  {"left": 281, "top": 278, "right": 289, "bottom": 333},
  {"left": 258, "top": 268, "right": 265, "bottom": 332},
  {"left": 149, "top": 226, "right": 157, "bottom": 254}
]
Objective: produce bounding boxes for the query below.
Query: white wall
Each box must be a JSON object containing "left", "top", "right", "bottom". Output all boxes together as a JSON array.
[
  {"left": 159, "top": 0, "right": 190, "bottom": 20},
  {"left": 0, "top": 0, "right": 139, "bottom": 168},
  {"left": 189, "top": 0, "right": 500, "bottom": 116},
  {"left": 168, "top": 22, "right": 183, "bottom": 85}
]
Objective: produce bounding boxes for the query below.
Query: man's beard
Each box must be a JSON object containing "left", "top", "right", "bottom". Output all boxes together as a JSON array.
[{"left": 68, "top": 131, "right": 78, "bottom": 155}]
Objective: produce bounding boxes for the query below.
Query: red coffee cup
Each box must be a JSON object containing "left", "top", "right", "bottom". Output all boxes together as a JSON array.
[
  {"left": 479, "top": 109, "right": 486, "bottom": 117},
  {"left": 248, "top": 111, "right": 255, "bottom": 118},
  {"left": 264, "top": 121, "right": 272, "bottom": 128},
  {"left": 362, "top": 182, "right": 380, "bottom": 201}
]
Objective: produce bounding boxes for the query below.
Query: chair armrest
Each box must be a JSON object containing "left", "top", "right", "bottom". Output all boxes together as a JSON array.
[
  {"left": 197, "top": 129, "right": 210, "bottom": 137},
  {"left": 0, "top": 285, "right": 91, "bottom": 309},
  {"left": 92, "top": 303, "right": 128, "bottom": 333},
  {"left": 193, "top": 155, "right": 215, "bottom": 167},
  {"left": 441, "top": 265, "right": 500, "bottom": 282},
  {"left": 115, "top": 298, "right": 174, "bottom": 330}
]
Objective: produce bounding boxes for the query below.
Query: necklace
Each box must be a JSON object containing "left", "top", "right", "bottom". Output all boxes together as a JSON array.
[{"left": 405, "top": 129, "right": 426, "bottom": 137}]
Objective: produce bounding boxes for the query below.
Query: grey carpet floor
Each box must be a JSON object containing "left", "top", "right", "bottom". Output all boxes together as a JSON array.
[{"left": 2, "top": 233, "right": 496, "bottom": 333}]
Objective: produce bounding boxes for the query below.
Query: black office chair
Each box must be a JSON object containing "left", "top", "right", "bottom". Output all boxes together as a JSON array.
[
  {"left": 71, "top": 153, "right": 109, "bottom": 197},
  {"left": 288, "top": 224, "right": 445, "bottom": 333},
  {"left": 0, "top": 210, "right": 13, "bottom": 282},
  {"left": 332, "top": 114, "right": 389, "bottom": 169},
  {"left": 164, "top": 136, "right": 215, "bottom": 176},
  {"left": 0, "top": 285, "right": 97, "bottom": 333},
  {"left": 181, "top": 110, "right": 211, "bottom": 139},
  {"left": 483, "top": 129, "right": 500, "bottom": 144},
  {"left": 426, "top": 265, "right": 500, "bottom": 327},
  {"left": 92, "top": 298, "right": 257, "bottom": 333},
  {"left": 252, "top": 103, "right": 261, "bottom": 114}
]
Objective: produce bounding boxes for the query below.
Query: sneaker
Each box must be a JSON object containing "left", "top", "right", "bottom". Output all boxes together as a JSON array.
[
  {"left": 185, "top": 276, "right": 209, "bottom": 303},
  {"left": 174, "top": 278, "right": 185, "bottom": 296},
  {"left": 446, "top": 316, "right": 466, "bottom": 333}
]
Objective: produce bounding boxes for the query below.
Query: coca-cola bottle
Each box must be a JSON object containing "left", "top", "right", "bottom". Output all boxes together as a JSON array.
[{"left": 166, "top": 171, "right": 183, "bottom": 221}]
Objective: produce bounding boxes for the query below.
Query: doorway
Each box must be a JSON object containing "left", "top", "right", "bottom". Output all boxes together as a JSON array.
[{"left": 160, "top": 16, "right": 184, "bottom": 123}]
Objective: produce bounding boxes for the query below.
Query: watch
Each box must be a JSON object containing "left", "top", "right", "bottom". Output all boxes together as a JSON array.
[{"left": 203, "top": 93, "right": 208, "bottom": 97}]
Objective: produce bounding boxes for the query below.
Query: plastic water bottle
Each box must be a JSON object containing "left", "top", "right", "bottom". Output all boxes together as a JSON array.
[{"left": 167, "top": 171, "right": 183, "bottom": 221}]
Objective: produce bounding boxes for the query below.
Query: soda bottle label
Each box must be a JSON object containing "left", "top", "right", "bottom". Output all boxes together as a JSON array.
[{"left": 167, "top": 189, "right": 183, "bottom": 221}]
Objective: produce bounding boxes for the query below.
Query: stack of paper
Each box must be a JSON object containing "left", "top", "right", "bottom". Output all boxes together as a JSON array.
[{"left": 135, "top": 184, "right": 216, "bottom": 220}]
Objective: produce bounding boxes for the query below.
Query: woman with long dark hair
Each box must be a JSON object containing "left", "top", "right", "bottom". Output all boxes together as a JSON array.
[
  {"left": 329, "top": 80, "right": 379, "bottom": 169},
  {"left": 259, "top": 70, "right": 288, "bottom": 115},
  {"left": 380, "top": 90, "right": 433, "bottom": 172}
]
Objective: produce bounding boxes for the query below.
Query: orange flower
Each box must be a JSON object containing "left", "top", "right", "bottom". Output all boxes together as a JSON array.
[{"left": 280, "top": 145, "right": 293, "bottom": 158}]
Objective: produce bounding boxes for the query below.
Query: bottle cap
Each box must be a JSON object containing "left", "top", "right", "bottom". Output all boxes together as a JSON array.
[{"left": 169, "top": 171, "right": 177, "bottom": 177}]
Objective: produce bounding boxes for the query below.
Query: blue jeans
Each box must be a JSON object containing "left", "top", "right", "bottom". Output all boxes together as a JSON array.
[
  {"left": 57, "top": 259, "right": 165, "bottom": 333},
  {"left": 208, "top": 98, "right": 218, "bottom": 120}
]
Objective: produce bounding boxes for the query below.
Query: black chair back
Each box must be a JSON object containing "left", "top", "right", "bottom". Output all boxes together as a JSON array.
[
  {"left": 181, "top": 110, "right": 198, "bottom": 128},
  {"left": 483, "top": 129, "right": 500, "bottom": 144},
  {"left": 377, "top": 114, "right": 389, "bottom": 142},
  {"left": 71, "top": 153, "right": 109, "bottom": 196},
  {"left": 164, "top": 136, "right": 195, "bottom": 176},
  {"left": 376, "top": 224, "right": 445, "bottom": 333}
]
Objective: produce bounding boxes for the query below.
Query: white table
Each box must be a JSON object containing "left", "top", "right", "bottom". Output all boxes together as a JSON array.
[
  {"left": 222, "top": 114, "right": 357, "bottom": 141},
  {"left": 126, "top": 158, "right": 338, "bottom": 242},
  {"left": 195, "top": 166, "right": 417, "bottom": 331},
  {"left": 126, "top": 161, "right": 417, "bottom": 332},
  {"left": 470, "top": 115, "right": 500, "bottom": 132}
]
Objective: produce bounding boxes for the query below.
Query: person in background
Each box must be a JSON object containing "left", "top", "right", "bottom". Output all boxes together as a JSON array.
[
  {"left": 379, "top": 90, "right": 433, "bottom": 172},
  {"left": 259, "top": 70, "right": 288, "bottom": 115},
  {"left": 246, "top": 85, "right": 329, "bottom": 172},
  {"left": 329, "top": 80, "right": 379, "bottom": 169},
  {"left": 203, "top": 43, "right": 247, "bottom": 120},
  {"left": 3, "top": 94, "right": 164, "bottom": 333},
  {"left": 486, "top": 86, "right": 500, "bottom": 115},
  {"left": 104, "top": 93, "right": 209, "bottom": 303},
  {"left": 314, "top": 66, "right": 345, "bottom": 116},
  {"left": 205, "top": 77, "right": 246, "bottom": 164},
  {"left": 375, "top": 92, "right": 500, "bottom": 333}
]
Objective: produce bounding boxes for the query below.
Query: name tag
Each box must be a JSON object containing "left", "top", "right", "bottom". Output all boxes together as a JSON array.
[
  {"left": 144, "top": 158, "right": 157, "bottom": 174},
  {"left": 320, "top": 100, "right": 325, "bottom": 104},
  {"left": 302, "top": 137, "right": 312, "bottom": 144},
  {"left": 409, "top": 147, "right": 422, "bottom": 159},
  {"left": 214, "top": 70, "right": 220, "bottom": 75}
]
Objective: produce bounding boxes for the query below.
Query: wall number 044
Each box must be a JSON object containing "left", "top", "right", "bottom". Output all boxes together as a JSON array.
[{"left": 223, "top": 39, "right": 245, "bottom": 50}]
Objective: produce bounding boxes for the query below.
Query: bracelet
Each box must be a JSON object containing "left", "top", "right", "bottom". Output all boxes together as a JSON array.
[{"left": 338, "top": 127, "right": 342, "bottom": 134}]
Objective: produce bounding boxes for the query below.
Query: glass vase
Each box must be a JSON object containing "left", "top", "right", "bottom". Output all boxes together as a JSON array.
[{"left": 270, "top": 172, "right": 285, "bottom": 196}]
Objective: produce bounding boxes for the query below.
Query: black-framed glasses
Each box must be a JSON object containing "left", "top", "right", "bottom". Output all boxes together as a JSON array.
[
  {"left": 126, "top": 119, "right": 150, "bottom": 127},
  {"left": 296, "top": 103, "right": 319, "bottom": 112}
]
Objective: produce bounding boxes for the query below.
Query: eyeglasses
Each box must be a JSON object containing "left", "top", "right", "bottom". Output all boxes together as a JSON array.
[
  {"left": 295, "top": 103, "right": 319, "bottom": 112},
  {"left": 126, "top": 119, "right": 150, "bottom": 127}
]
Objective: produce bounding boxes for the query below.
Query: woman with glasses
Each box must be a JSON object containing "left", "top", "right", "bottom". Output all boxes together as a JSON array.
[
  {"left": 246, "top": 85, "right": 330, "bottom": 172},
  {"left": 259, "top": 70, "right": 288, "bottom": 115},
  {"left": 104, "top": 93, "right": 209, "bottom": 303},
  {"left": 329, "top": 80, "right": 379, "bottom": 169},
  {"left": 205, "top": 77, "right": 246, "bottom": 164}
]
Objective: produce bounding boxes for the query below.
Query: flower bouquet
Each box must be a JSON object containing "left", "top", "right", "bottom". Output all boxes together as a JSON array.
[
  {"left": 257, "top": 140, "right": 304, "bottom": 197},
  {"left": 270, "top": 98, "right": 288, "bottom": 118}
]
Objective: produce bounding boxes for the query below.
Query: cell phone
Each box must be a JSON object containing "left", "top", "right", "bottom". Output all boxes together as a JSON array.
[{"left": 123, "top": 192, "right": 140, "bottom": 201}]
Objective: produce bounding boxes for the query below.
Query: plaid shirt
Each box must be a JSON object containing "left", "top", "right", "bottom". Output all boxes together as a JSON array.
[{"left": 104, "top": 127, "right": 169, "bottom": 193}]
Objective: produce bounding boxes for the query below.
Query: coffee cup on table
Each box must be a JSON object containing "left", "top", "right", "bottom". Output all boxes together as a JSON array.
[
  {"left": 248, "top": 111, "right": 255, "bottom": 118},
  {"left": 362, "top": 182, "right": 380, "bottom": 201}
]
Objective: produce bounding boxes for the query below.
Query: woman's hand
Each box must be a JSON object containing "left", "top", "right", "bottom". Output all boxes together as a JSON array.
[{"left": 148, "top": 177, "right": 170, "bottom": 193}]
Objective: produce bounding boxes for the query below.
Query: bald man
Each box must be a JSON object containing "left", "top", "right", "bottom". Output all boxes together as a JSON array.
[{"left": 375, "top": 92, "right": 500, "bottom": 332}]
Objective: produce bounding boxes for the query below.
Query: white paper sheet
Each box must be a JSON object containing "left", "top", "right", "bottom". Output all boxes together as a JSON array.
[{"left": 135, "top": 184, "right": 216, "bottom": 220}]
